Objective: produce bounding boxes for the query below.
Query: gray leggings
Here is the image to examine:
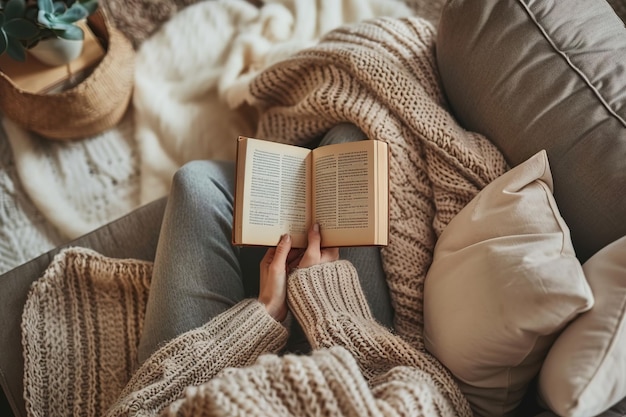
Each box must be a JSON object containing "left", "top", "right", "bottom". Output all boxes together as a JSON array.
[{"left": 137, "top": 124, "right": 394, "bottom": 363}]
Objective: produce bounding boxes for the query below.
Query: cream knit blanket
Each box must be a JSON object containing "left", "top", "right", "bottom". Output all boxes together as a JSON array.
[
  {"left": 22, "top": 16, "right": 507, "bottom": 416},
  {"left": 249, "top": 16, "right": 508, "bottom": 343}
]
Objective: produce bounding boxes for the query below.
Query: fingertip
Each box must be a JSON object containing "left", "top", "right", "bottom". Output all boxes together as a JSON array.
[
  {"left": 308, "top": 223, "right": 320, "bottom": 240},
  {"left": 279, "top": 234, "right": 291, "bottom": 248},
  {"left": 276, "top": 234, "right": 292, "bottom": 255}
]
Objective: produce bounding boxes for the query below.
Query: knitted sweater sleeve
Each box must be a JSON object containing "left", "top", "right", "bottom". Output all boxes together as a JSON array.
[
  {"left": 153, "top": 261, "right": 472, "bottom": 417},
  {"left": 288, "top": 259, "right": 410, "bottom": 377},
  {"left": 287, "top": 260, "right": 472, "bottom": 413},
  {"left": 106, "top": 299, "right": 288, "bottom": 417}
]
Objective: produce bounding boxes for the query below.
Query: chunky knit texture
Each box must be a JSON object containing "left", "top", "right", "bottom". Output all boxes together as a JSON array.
[
  {"left": 22, "top": 248, "right": 153, "bottom": 417},
  {"left": 159, "top": 261, "right": 472, "bottom": 416},
  {"left": 23, "top": 250, "right": 473, "bottom": 416},
  {"left": 108, "top": 300, "right": 288, "bottom": 417},
  {"left": 249, "top": 16, "right": 508, "bottom": 345}
]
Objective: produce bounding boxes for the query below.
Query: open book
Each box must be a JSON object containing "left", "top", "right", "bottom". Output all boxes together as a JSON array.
[{"left": 233, "top": 136, "right": 389, "bottom": 248}]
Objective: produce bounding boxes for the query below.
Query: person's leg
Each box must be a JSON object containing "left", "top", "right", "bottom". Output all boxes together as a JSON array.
[
  {"left": 339, "top": 247, "right": 393, "bottom": 328},
  {"left": 138, "top": 160, "right": 265, "bottom": 362},
  {"left": 318, "top": 122, "right": 368, "bottom": 146}
]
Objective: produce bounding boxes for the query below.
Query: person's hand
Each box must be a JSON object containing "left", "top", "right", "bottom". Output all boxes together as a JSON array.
[
  {"left": 298, "top": 223, "right": 339, "bottom": 268},
  {"left": 259, "top": 234, "right": 301, "bottom": 322}
]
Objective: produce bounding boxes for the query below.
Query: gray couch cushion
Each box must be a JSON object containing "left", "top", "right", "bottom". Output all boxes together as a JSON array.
[
  {"left": 436, "top": 0, "right": 626, "bottom": 263},
  {"left": 0, "top": 198, "right": 166, "bottom": 417}
]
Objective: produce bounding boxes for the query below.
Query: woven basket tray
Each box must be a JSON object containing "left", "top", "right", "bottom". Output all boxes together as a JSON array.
[{"left": 0, "top": 9, "right": 135, "bottom": 141}]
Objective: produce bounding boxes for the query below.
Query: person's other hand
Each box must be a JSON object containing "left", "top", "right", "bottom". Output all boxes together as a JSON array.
[
  {"left": 259, "top": 234, "right": 294, "bottom": 322},
  {"left": 298, "top": 223, "right": 339, "bottom": 268}
]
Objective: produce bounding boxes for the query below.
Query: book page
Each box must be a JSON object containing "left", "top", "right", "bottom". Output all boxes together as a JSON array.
[
  {"left": 237, "top": 138, "right": 311, "bottom": 247},
  {"left": 312, "top": 140, "right": 382, "bottom": 246}
]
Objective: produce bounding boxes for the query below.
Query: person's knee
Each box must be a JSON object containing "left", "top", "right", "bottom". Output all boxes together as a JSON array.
[
  {"left": 172, "top": 160, "right": 234, "bottom": 197},
  {"left": 320, "top": 123, "right": 367, "bottom": 146}
]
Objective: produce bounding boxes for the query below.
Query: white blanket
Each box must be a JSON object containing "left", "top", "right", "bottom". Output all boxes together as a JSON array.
[
  {"left": 134, "top": 0, "right": 413, "bottom": 203},
  {"left": 0, "top": 115, "right": 140, "bottom": 272}
]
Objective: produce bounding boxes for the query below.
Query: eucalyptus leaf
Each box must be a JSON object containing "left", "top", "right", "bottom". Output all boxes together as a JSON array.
[
  {"left": 4, "top": 18, "right": 38, "bottom": 39},
  {"left": 24, "top": 7, "right": 37, "bottom": 23},
  {"left": 6, "top": 34, "right": 25, "bottom": 60},
  {"left": 0, "top": 30, "right": 7, "bottom": 54},
  {"left": 4, "top": 0, "right": 25, "bottom": 20},
  {"left": 24, "top": 6, "right": 37, "bottom": 21}
]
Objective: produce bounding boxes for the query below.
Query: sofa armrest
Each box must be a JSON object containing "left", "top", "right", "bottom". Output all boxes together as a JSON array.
[{"left": 0, "top": 197, "right": 166, "bottom": 417}]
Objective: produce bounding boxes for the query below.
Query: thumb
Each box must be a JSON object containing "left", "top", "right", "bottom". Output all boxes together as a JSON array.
[
  {"left": 307, "top": 223, "right": 321, "bottom": 248},
  {"left": 299, "top": 223, "right": 322, "bottom": 268},
  {"left": 273, "top": 234, "right": 292, "bottom": 264}
]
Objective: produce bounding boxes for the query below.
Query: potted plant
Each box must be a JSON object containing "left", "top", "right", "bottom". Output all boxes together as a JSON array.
[{"left": 0, "top": 0, "right": 98, "bottom": 65}]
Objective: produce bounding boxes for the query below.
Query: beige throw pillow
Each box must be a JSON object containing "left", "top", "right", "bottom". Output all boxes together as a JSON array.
[
  {"left": 424, "top": 150, "right": 594, "bottom": 416},
  {"left": 539, "top": 235, "right": 626, "bottom": 417}
]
